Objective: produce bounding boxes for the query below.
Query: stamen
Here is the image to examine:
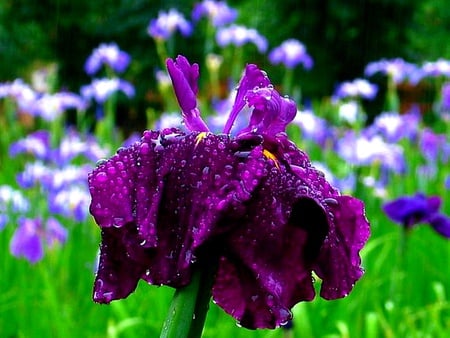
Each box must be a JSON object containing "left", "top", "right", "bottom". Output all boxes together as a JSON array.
[
  {"left": 263, "top": 149, "right": 280, "bottom": 170},
  {"left": 195, "top": 132, "right": 209, "bottom": 147}
]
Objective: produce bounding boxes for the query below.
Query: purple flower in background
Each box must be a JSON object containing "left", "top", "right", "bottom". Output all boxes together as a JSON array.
[
  {"left": 441, "top": 82, "right": 450, "bottom": 111},
  {"left": 147, "top": 9, "right": 193, "bottom": 40},
  {"left": 9, "top": 130, "right": 50, "bottom": 160},
  {"left": 216, "top": 24, "right": 268, "bottom": 52},
  {"left": 383, "top": 193, "right": 450, "bottom": 238},
  {"left": 88, "top": 55, "right": 370, "bottom": 329},
  {"left": 292, "top": 109, "right": 332, "bottom": 146},
  {"left": 445, "top": 175, "right": 450, "bottom": 189},
  {"left": 48, "top": 185, "right": 91, "bottom": 222},
  {"left": 84, "top": 43, "right": 131, "bottom": 75},
  {"left": 192, "top": 0, "right": 237, "bottom": 27},
  {"left": 268, "top": 39, "right": 313, "bottom": 69},
  {"left": 9, "top": 217, "right": 68, "bottom": 263},
  {"left": 364, "top": 58, "right": 418, "bottom": 84},
  {"left": 0, "top": 185, "right": 30, "bottom": 214},
  {"left": 0, "top": 79, "right": 37, "bottom": 111},
  {"left": 419, "top": 128, "right": 448, "bottom": 163},
  {"left": 30, "top": 92, "right": 87, "bottom": 121},
  {"left": 420, "top": 58, "right": 450, "bottom": 78},
  {"left": 368, "top": 111, "right": 420, "bottom": 143},
  {"left": 332, "top": 79, "right": 378, "bottom": 100},
  {"left": 336, "top": 131, "right": 405, "bottom": 173},
  {"left": 81, "top": 78, "right": 135, "bottom": 104}
]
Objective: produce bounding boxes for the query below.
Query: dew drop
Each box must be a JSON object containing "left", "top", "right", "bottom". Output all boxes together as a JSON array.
[{"left": 95, "top": 172, "right": 108, "bottom": 183}]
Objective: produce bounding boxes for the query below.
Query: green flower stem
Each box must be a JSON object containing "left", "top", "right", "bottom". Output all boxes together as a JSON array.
[{"left": 160, "top": 255, "right": 218, "bottom": 338}]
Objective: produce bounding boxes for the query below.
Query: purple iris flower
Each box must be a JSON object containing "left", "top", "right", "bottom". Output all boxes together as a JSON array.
[
  {"left": 216, "top": 24, "right": 268, "bottom": 53},
  {"left": 383, "top": 193, "right": 450, "bottom": 238},
  {"left": 336, "top": 131, "right": 405, "bottom": 174},
  {"left": 88, "top": 55, "right": 370, "bottom": 329},
  {"left": 29, "top": 92, "right": 87, "bottom": 121},
  {"left": 9, "top": 130, "right": 50, "bottom": 160},
  {"left": 420, "top": 59, "right": 450, "bottom": 78},
  {"left": 419, "top": 128, "right": 449, "bottom": 163},
  {"left": 0, "top": 79, "right": 37, "bottom": 111},
  {"left": 147, "top": 9, "right": 193, "bottom": 40},
  {"left": 441, "top": 82, "right": 450, "bottom": 111},
  {"left": 364, "top": 58, "right": 418, "bottom": 84},
  {"left": 367, "top": 111, "right": 420, "bottom": 143},
  {"left": 445, "top": 175, "right": 450, "bottom": 189},
  {"left": 292, "top": 109, "right": 332, "bottom": 146},
  {"left": 332, "top": 79, "right": 378, "bottom": 101},
  {"left": 81, "top": 78, "right": 135, "bottom": 104},
  {"left": 9, "top": 217, "right": 68, "bottom": 264},
  {"left": 84, "top": 43, "right": 131, "bottom": 75},
  {"left": 268, "top": 39, "right": 313, "bottom": 70},
  {"left": 192, "top": 0, "right": 237, "bottom": 27}
]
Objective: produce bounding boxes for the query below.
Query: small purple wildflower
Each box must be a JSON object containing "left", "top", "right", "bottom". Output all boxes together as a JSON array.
[
  {"left": 332, "top": 79, "right": 378, "bottom": 100},
  {"left": 0, "top": 185, "right": 30, "bottom": 215},
  {"left": 30, "top": 92, "right": 87, "bottom": 121},
  {"left": 441, "top": 82, "right": 450, "bottom": 111},
  {"left": 48, "top": 185, "right": 91, "bottom": 222},
  {"left": 81, "top": 78, "right": 135, "bottom": 104},
  {"left": 420, "top": 59, "right": 450, "bottom": 78},
  {"left": 268, "top": 39, "right": 313, "bottom": 70},
  {"left": 147, "top": 9, "right": 193, "bottom": 40},
  {"left": 192, "top": 0, "right": 237, "bottom": 27},
  {"left": 383, "top": 193, "right": 450, "bottom": 238},
  {"left": 367, "top": 111, "right": 420, "bottom": 143},
  {"left": 84, "top": 43, "right": 131, "bottom": 75},
  {"left": 216, "top": 24, "right": 268, "bottom": 53},
  {"left": 419, "top": 128, "right": 448, "bottom": 163},
  {"left": 364, "top": 58, "right": 418, "bottom": 84},
  {"left": 9, "top": 130, "right": 50, "bottom": 160},
  {"left": 88, "top": 55, "right": 370, "bottom": 329},
  {"left": 0, "top": 79, "right": 37, "bottom": 111},
  {"left": 336, "top": 131, "right": 405, "bottom": 174},
  {"left": 9, "top": 217, "right": 68, "bottom": 264},
  {"left": 292, "top": 109, "right": 332, "bottom": 146}
]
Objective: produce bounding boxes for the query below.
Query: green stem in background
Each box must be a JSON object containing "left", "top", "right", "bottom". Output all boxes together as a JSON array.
[
  {"left": 50, "top": 113, "right": 64, "bottom": 148},
  {"left": 155, "top": 39, "right": 170, "bottom": 69},
  {"left": 282, "top": 68, "right": 294, "bottom": 96},
  {"left": 160, "top": 253, "right": 218, "bottom": 338},
  {"left": 385, "top": 75, "right": 400, "bottom": 112},
  {"left": 96, "top": 93, "right": 119, "bottom": 147}
]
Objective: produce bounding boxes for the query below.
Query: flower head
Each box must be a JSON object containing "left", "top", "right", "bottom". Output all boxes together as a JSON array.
[
  {"left": 9, "top": 217, "right": 68, "bottom": 263},
  {"left": 332, "top": 79, "right": 378, "bottom": 101},
  {"left": 84, "top": 43, "right": 131, "bottom": 75},
  {"left": 147, "top": 9, "right": 193, "bottom": 40},
  {"left": 216, "top": 24, "right": 268, "bottom": 53},
  {"left": 81, "top": 78, "right": 135, "bottom": 104},
  {"left": 192, "top": 0, "right": 237, "bottom": 27},
  {"left": 268, "top": 39, "right": 313, "bottom": 70},
  {"left": 383, "top": 193, "right": 450, "bottom": 238},
  {"left": 88, "top": 55, "right": 370, "bottom": 329},
  {"left": 364, "top": 58, "right": 418, "bottom": 84}
]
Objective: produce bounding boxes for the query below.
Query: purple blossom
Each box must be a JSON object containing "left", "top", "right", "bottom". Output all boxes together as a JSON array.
[
  {"left": 367, "top": 111, "right": 420, "bottom": 143},
  {"left": 383, "top": 193, "right": 450, "bottom": 238},
  {"left": 292, "top": 109, "right": 332, "bottom": 146},
  {"left": 336, "top": 131, "right": 405, "bottom": 173},
  {"left": 192, "top": 0, "right": 237, "bottom": 27},
  {"left": 9, "top": 217, "right": 68, "bottom": 263},
  {"left": 81, "top": 78, "right": 135, "bottom": 104},
  {"left": 0, "top": 79, "right": 37, "bottom": 111},
  {"left": 29, "top": 92, "right": 87, "bottom": 121},
  {"left": 147, "top": 9, "right": 193, "bottom": 40},
  {"left": 441, "top": 82, "right": 450, "bottom": 111},
  {"left": 268, "top": 39, "right": 313, "bottom": 70},
  {"left": 88, "top": 55, "right": 370, "bottom": 329},
  {"left": 420, "top": 59, "right": 450, "bottom": 78},
  {"left": 419, "top": 128, "right": 449, "bottom": 163},
  {"left": 332, "top": 79, "right": 378, "bottom": 100},
  {"left": 0, "top": 185, "right": 30, "bottom": 214},
  {"left": 48, "top": 185, "right": 91, "bottom": 222},
  {"left": 364, "top": 58, "right": 419, "bottom": 84},
  {"left": 216, "top": 24, "right": 268, "bottom": 53},
  {"left": 9, "top": 130, "right": 50, "bottom": 160},
  {"left": 84, "top": 43, "right": 131, "bottom": 75}
]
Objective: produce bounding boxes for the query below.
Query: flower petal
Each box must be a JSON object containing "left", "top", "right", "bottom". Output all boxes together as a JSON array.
[{"left": 314, "top": 196, "right": 370, "bottom": 299}]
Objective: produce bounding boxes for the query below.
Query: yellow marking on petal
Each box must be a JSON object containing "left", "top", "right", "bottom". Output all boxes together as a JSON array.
[
  {"left": 263, "top": 149, "right": 280, "bottom": 170},
  {"left": 195, "top": 132, "right": 209, "bottom": 147}
]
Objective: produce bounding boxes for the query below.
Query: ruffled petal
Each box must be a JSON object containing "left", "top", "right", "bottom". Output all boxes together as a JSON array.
[{"left": 314, "top": 196, "right": 370, "bottom": 299}]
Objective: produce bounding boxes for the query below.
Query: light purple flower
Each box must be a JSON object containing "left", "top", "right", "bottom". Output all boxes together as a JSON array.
[
  {"left": 0, "top": 185, "right": 30, "bottom": 214},
  {"left": 336, "top": 131, "right": 405, "bottom": 173},
  {"left": 48, "top": 185, "right": 91, "bottom": 222},
  {"left": 367, "top": 111, "right": 420, "bottom": 143},
  {"left": 84, "top": 43, "right": 131, "bottom": 75},
  {"left": 292, "top": 109, "right": 332, "bottom": 146},
  {"left": 421, "top": 59, "right": 450, "bottom": 78},
  {"left": 364, "top": 58, "right": 418, "bottom": 84},
  {"left": 81, "top": 78, "right": 135, "bottom": 104},
  {"left": 333, "top": 79, "right": 378, "bottom": 100},
  {"left": 88, "top": 55, "right": 370, "bottom": 329},
  {"left": 9, "top": 130, "right": 50, "bottom": 160},
  {"left": 147, "top": 9, "right": 193, "bottom": 40},
  {"left": 216, "top": 24, "right": 268, "bottom": 52},
  {"left": 0, "top": 79, "right": 37, "bottom": 111},
  {"left": 268, "top": 39, "right": 313, "bottom": 70},
  {"left": 441, "top": 82, "right": 450, "bottom": 111},
  {"left": 192, "top": 0, "right": 237, "bottom": 27},
  {"left": 419, "top": 128, "right": 448, "bottom": 163},
  {"left": 9, "top": 217, "right": 68, "bottom": 263},
  {"left": 29, "top": 92, "right": 87, "bottom": 121}
]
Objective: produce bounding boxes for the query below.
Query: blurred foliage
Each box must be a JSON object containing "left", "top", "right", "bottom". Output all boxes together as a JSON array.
[{"left": 0, "top": 0, "right": 448, "bottom": 116}]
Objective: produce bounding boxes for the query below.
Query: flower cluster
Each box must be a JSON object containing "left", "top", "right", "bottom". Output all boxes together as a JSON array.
[{"left": 88, "top": 55, "right": 370, "bottom": 329}]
